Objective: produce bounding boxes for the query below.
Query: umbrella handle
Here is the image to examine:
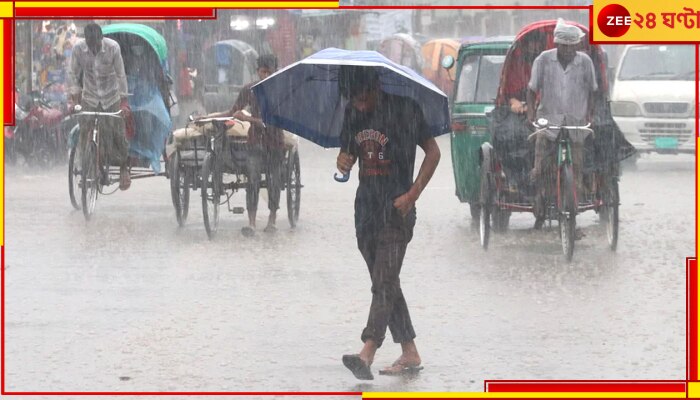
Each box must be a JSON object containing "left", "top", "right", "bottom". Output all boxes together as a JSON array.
[{"left": 333, "top": 171, "right": 350, "bottom": 183}]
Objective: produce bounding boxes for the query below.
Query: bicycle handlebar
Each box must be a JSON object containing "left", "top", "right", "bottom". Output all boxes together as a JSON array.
[
  {"left": 528, "top": 122, "right": 594, "bottom": 141},
  {"left": 533, "top": 122, "right": 592, "bottom": 130},
  {"left": 72, "top": 109, "right": 123, "bottom": 118},
  {"left": 192, "top": 116, "right": 240, "bottom": 124}
]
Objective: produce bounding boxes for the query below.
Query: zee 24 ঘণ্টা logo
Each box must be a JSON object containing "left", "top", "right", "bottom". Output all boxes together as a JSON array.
[{"left": 598, "top": 2, "right": 700, "bottom": 40}]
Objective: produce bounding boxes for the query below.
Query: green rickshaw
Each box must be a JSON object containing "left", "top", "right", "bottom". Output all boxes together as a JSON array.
[{"left": 441, "top": 37, "right": 514, "bottom": 220}]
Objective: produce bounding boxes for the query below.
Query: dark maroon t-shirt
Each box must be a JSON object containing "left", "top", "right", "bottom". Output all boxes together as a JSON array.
[{"left": 340, "top": 93, "right": 431, "bottom": 234}]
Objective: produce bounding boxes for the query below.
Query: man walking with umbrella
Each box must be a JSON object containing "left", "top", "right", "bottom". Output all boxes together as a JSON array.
[
  {"left": 251, "top": 48, "right": 449, "bottom": 380},
  {"left": 336, "top": 66, "right": 441, "bottom": 380}
]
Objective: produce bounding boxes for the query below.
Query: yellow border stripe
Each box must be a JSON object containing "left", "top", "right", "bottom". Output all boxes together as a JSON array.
[
  {"left": 0, "top": 2, "right": 12, "bottom": 17},
  {"left": 689, "top": 382, "right": 700, "bottom": 398},
  {"left": 363, "top": 393, "right": 686, "bottom": 399},
  {"left": 16, "top": 1, "right": 338, "bottom": 8},
  {"left": 0, "top": 19, "right": 4, "bottom": 246}
]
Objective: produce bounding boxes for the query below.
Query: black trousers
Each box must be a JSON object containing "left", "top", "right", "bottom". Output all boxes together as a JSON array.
[{"left": 357, "top": 210, "right": 416, "bottom": 348}]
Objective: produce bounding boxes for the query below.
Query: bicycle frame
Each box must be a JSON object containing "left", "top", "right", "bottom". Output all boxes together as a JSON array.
[
  {"left": 530, "top": 121, "right": 594, "bottom": 215},
  {"left": 72, "top": 108, "right": 123, "bottom": 191}
]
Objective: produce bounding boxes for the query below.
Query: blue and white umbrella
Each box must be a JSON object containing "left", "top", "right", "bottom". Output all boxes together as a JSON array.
[{"left": 252, "top": 47, "right": 450, "bottom": 149}]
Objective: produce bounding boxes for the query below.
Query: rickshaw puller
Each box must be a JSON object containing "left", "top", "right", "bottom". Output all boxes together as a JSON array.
[
  {"left": 526, "top": 19, "right": 597, "bottom": 229},
  {"left": 200, "top": 54, "right": 284, "bottom": 236},
  {"left": 68, "top": 22, "right": 132, "bottom": 191}
]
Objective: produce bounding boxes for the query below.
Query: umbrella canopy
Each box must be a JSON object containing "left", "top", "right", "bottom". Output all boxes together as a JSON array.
[{"left": 252, "top": 47, "right": 450, "bottom": 148}]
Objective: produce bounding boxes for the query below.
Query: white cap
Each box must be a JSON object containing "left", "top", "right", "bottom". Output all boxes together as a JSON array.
[{"left": 553, "top": 18, "right": 585, "bottom": 45}]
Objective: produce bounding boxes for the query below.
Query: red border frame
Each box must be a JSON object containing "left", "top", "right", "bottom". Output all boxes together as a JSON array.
[
  {"left": 690, "top": 259, "right": 697, "bottom": 382},
  {"left": 4, "top": 20, "right": 13, "bottom": 126},
  {"left": 484, "top": 381, "right": 687, "bottom": 392},
  {"left": 2, "top": 2, "right": 697, "bottom": 397}
]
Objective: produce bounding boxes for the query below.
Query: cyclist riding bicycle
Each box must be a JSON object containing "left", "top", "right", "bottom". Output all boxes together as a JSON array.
[
  {"left": 68, "top": 22, "right": 132, "bottom": 190},
  {"left": 526, "top": 18, "right": 597, "bottom": 229}
]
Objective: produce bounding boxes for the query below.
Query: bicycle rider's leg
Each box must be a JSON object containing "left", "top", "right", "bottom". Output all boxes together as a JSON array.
[
  {"left": 78, "top": 103, "right": 97, "bottom": 158},
  {"left": 265, "top": 147, "right": 284, "bottom": 230},
  {"left": 245, "top": 146, "right": 264, "bottom": 231},
  {"left": 103, "top": 102, "right": 130, "bottom": 190},
  {"left": 532, "top": 133, "right": 549, "bottom": 229},
  {"left": 571, "top": 139, "right": 583, "bottom": 197}
]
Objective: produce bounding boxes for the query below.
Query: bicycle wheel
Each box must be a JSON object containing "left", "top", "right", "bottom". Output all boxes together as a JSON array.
[
  {"left": 558, "top": 164, "right": 576, "bottom": 261},
  {"left": 81, "top": 141, "right": 99, "bottom": 221},
  {"left": 286, "top": 150, "right": 301, "bottom": 228},
  {"left": 169, "top": 152, "right": 190, "bottom": 227},
  {"left": 201, "top": 152, "right": 221, "bottom": 239},
  {"left": 603, "top": 178, "right": 619, "bottom": 251},
  {"left": 68, "top": 144, "right": 81, "bottom": 210}
]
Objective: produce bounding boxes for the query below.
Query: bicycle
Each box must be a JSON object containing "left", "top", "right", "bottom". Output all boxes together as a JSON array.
[
  {"left": 528, "top": 118, "right": 594, "bottom": 260},
  {"left": 70, "top": 105, "right": 124, "bottom": 221}
]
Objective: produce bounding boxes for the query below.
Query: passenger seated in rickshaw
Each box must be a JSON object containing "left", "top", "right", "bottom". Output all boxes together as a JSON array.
[
  {"left": 490, "top": 30, "right": 548, "bottom": 188},
  {"left": 171, "top": 54, "right": 286, "bottom": 237},
  {"left": 504, "top": 30, "right": 547, "bottom": 116},
  {"left": 526, "top": 19, "right": 597, "bottom": 229}
]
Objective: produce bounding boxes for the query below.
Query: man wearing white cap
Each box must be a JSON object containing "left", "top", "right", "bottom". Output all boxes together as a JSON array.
[{"left": 526, "top": 18, "right": 598, "bottom": 230}]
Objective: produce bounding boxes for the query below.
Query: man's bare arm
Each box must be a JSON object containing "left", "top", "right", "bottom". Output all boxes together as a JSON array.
[{"left": 393, "top": 137, "right": 441, "bottom": 216}]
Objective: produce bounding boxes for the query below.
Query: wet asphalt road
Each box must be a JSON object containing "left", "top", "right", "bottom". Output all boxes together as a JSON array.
[{"left": 4, "top": 135, "right": 693, "bottom": 394}]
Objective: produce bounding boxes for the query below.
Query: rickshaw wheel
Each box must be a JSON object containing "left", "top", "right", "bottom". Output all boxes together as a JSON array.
[
  {"left": 558, "top": 164, "right": 576, "bottom": 261},
  {"left": 68, "top": 145, "right": 81, "bottom": 210},
  {"left": 479, "top": 153, "right": 493, "bottom": 250},
  {"left": 603, "top": 178, "right": 619, "bottom": 251},
  {"left": 201, "top": 153, "right": 221, "bottom": 240},
  {"left": 81, "top": 141, "right": 99, "bottom": 221},
  {"left": 286, "top": 150, "right": 301, "bottom": 228},
  {"left": 169, "top": 152, "right": 190, "bottom": 227}
]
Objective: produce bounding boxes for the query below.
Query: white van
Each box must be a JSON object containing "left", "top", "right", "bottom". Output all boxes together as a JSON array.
[{"left": 610, "top": 45, "right": 695, "bottom": 154}]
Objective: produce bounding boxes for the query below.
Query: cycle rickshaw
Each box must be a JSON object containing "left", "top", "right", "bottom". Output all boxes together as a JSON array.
[
  {"left": 167, "top": 114, "right": 301, "bottom": 239},
  {"left": 475, "top": 20, "right": 636, "bottom": 260},
  {"left": 68, "top": 23, "right": 174, "bottom": 220}
]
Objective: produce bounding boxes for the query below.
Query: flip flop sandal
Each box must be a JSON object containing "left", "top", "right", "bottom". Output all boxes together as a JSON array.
[
  {"left": 241, "top": 226, "right": 255, "bottom": 237},
  {"left": 342, "top": 354, "right": 374, "bottom": 380},
  {"left": 378, "top": 363, "right": 424, "bottom": 376}
]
